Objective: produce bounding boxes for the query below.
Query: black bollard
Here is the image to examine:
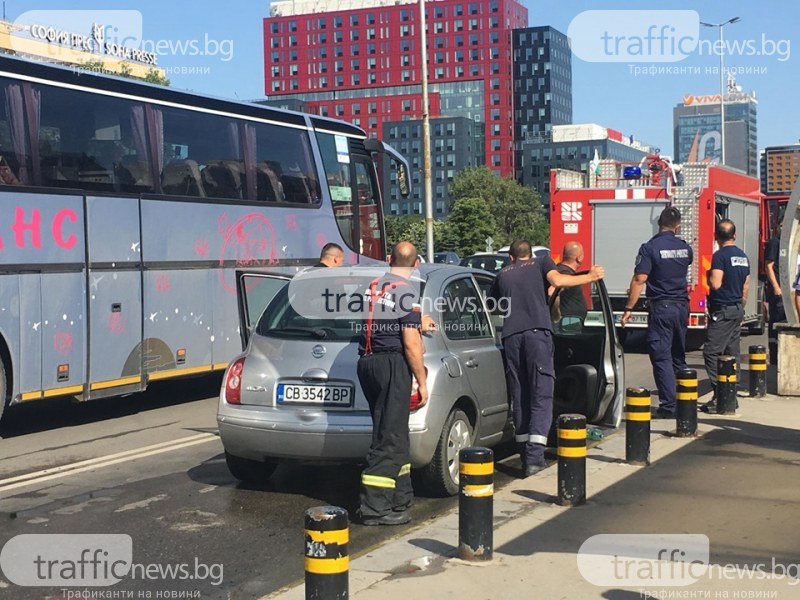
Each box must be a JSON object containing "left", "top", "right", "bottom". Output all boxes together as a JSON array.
[
  {"left": 675, "top": 369, "right": 698, "bottom": 437},
  {"left": 749, "top": 344, "right": 767, "bottom": 397},
  {"left": 557, "top": 414, "right": 586, "bottom": 506},
  {"left": 625, "top": 387, "right": 651, "bottom": 465},
  {"left": 458, "top": 446, "right": 493, "bottom": 561},
  {"left": 716, "top": 355, "right": 738, "bottom": 415},
  {"left": 304, "top": 506, "right": 349, "bottom": 600}
]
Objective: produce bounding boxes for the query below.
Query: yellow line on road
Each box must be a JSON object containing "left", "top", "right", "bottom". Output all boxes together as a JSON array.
[{"left": 0, "top": 433, "right": 217, "bottom": 494}]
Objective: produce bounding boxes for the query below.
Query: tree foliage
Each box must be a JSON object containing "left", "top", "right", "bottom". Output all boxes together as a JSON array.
[
  {"left": 446, "top": 196, "right": 497, "bottom": 256},
  {"left": 448, "top": 166, "right": 548, "bottom": 248},
  {"left": 78, "top": 61, "right": 170, "bottom": 86}
]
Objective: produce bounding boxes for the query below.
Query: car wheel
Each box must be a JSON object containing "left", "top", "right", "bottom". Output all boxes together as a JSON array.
[
  {"left": 686, "top": 330, "right": 706, "bottom": 352},
  {"left": 417, "top": 408, "right": 473, "bottom": 497},
  {"left": 224, "top": 451, "right": 278, "bottom": 483}
]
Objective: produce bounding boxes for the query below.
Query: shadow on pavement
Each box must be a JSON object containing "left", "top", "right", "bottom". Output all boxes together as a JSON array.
[
  {"left": 496, "top": 417, "right": 800, "bottom": 573},
  {"left": 0, "top": 373, "right": 223, "bottom": 439}
]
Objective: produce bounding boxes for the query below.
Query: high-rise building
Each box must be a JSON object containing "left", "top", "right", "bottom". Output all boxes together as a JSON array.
[
  {"left": 512, "top": 26, "right": 572, "bottom": 181},
  {"left": 263, "top": 0, "right": 528, "bottom": 215},
  {"left": 673, "top": 83, "right": 758, "bottom": 176},
  {"left": 760, "top": 144, "right": 800, "bottom": 196},
  {"left": 383, "top": 116, "right": 483, "bottom": 216},
  {"left": 520, "top": 124, "right": 655, "bottom": 207}
]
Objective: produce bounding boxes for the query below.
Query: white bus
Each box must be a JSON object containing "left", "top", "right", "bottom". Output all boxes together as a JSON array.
[{"left": 0, "top": 55, "right": 409, "bottom": 420}]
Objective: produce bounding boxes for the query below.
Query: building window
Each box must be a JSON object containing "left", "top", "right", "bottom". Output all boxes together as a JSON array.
[
  {"left": 333, "top": 16, "right": 342, "bottom": 27},
  {"left": 455, "top": 20, "right": 464, "bottom": 32},
  {"left": 270, "top": 22, "right": 279, "bottom": 34},
  {"left": 350, "top": 15, "right": 359, "bottom": 26}
]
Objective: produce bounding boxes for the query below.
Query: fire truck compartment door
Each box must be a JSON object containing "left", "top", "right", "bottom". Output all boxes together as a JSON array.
[{"left": 591, "top": 200, "right": 669, "bottom": 296}]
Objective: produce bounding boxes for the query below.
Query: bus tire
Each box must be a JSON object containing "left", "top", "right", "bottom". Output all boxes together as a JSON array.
[{"left": 0, "top": 360, "right": 6, "bottom": 423}]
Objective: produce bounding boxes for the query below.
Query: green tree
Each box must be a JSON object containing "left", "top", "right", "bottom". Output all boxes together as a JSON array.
[
  {"left": 448, "top": 166, "right": 549, "bottom": 248},
  {"left": 384, "top": 215, "right": 458, "bottom": 258},
  {"left": 446, "top": 197, "right": 497, "bottom": 256}
]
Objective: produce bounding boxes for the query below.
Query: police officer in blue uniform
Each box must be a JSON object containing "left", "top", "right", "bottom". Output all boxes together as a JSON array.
[
  {"left": 622, "top": 207, "right": 693, "bottom": 418},
  {"left": 702, "top": 219, "right": 750, "bottom": 412},
  {"left": 357, "top": 241, "right": 427, "bottom": 526},
  {"left": 490, "top": 240, "right": 604, "bottom": 476}
]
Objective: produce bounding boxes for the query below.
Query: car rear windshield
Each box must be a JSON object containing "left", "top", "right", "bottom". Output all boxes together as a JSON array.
[{"left": 255, "top": 275, "right": 425, "bottom": 341}]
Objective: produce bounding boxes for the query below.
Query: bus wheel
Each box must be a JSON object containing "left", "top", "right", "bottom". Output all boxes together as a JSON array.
[{"left": 0, "top": 360, "right": 7, "bottom": 423}]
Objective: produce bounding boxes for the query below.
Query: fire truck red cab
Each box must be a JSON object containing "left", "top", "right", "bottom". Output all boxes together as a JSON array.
[{"left": 550, "top": 156, "right": 763, "bottom": 346}]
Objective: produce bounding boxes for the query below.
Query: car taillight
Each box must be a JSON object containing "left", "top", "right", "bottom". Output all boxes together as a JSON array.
[
  {"left": 409, "top": 368, "right": 428, "bottom": 412},
  {"left": 225, "top": 358, "right": 245, "bottom": 405}
]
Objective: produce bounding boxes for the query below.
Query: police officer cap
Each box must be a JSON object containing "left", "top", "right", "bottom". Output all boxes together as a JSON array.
[{"left": 658, "top": 207, "right": 682, "bottom": 227}]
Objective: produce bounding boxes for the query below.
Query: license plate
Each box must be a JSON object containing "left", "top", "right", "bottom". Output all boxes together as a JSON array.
[{"left": 276, "top": 383, "right": 352, "bottom": 406}]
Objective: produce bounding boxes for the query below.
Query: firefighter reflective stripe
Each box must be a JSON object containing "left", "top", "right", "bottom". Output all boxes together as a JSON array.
[
  {"left": 515, "top": 434, "right": 548, "bottom": 444},
  {"left": 361, "top": 474, "right": 395, "bottom": 489},
  {"left": 398, "top": 464, "right": 411, "bottom": 477}
]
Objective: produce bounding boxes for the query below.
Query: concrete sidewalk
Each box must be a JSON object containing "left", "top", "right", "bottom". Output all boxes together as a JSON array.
[{"left": 267, "top": 392, "right": 800, "bottom": 599}]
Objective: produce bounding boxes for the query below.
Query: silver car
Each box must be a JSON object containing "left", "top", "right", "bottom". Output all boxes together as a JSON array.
[{"left": 217, "top": 264, "right": 623, "bottom": 496}]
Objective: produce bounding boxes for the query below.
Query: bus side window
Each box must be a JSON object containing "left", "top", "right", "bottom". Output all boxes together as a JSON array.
[{"left": 254, "top": 122, "right": 320, "bottom": 205}]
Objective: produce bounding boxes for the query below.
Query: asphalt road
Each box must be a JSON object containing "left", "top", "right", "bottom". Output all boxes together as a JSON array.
[{"left": 0, "top": 333, "right": 763, "bottom": 599}]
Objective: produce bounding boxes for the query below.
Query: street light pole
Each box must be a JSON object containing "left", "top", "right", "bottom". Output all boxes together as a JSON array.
[
  {"left": 419, "top": 0, "right": 434, "bottom": 261},
  {"left": 701, "top": 17, "right": 740, "bottom": 167}
]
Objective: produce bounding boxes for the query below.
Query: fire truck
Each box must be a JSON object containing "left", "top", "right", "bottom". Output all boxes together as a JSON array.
[{"left": 549, "top": 155, "right": 764, "bottom": 347}]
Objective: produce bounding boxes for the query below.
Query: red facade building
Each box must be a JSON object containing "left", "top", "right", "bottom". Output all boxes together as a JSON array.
[{"left": 263, "top": 0, "right": 528, "bottom": 178}]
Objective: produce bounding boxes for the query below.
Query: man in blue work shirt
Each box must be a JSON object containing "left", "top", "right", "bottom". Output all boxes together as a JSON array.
[
  {"left": 490, "top": 240, "right": 604, "bottom": 476},
  {"left": 621, "top": 207, "right": 693, "bottom": 419},
  {"left": 701, "top": 219, "right": 749, "bottom": 412}
]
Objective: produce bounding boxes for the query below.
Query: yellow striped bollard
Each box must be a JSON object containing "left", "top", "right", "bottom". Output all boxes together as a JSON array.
[
  {"left": 304, "top": 506, "right": 348, "bottom": 600},
  {"left": 557, "top": 414, "right": 586, "bottom": 506},
  {"left": 625, "top": 387, "right": 651, "bottom": 465},
  {"left": 676, "top": 369, "right": 698, "bottom": 437},
  {"left": 716, "top": 355, "right": 737, "bottom": 415},
  {"left": 749, "top": 344, "right": 767, "bottom": 397},
  {"left": 458, "top": 446, "right": 493, "bottom": 561}
]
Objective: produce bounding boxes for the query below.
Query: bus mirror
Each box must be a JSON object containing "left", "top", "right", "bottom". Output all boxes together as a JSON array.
[{"left": 396, "top": 161, "right": 410, "bottom": 198}]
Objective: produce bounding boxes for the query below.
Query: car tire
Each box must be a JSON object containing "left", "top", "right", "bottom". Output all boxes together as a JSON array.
[
  {"left": 224, "top": 451, "right": 278, "bottom": 483},
  {"left": 686, "top": 329, "right": 706, "bottom": 352},
  {"left": 417, "top": 408, "right": 473, "bottom": 497}
]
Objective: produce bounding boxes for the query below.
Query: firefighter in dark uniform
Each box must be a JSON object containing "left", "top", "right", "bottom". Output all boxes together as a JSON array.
[
  {"left": 702, "top": 219, "right": 750, "bottom": 412},
  {"left": 764, "top": 229, "right": 785, "bottom": 365},
  {"left": 357, "top": 241, "right": 428, "bottom": 526},
  {"left": 622, "top": 207, "right": 693, "bottom": 419},
  {"left": 490, "top": 240, "right": 604, "bottom": 477}
]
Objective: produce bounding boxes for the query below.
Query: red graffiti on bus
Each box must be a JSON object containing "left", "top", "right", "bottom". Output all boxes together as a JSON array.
[
  {"left": 54, "top": 332, "right": 73, "bottom": 356},
  {"left": 155, "top": 274, "right": 171, "bottom": 293},
  {"left": 195, "top": 239, "right": 210, "bottom": 257},
  {"left": 217, "top": 212, "right": 278, "bottom": 294},
  {"left": 0, "top": 207, "right": 78, "bottom": 251},
  {"left": 108, "top": 312, "right": 126, "bottom": 334}
]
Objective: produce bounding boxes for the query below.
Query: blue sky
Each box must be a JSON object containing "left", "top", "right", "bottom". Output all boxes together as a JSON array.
[{"left": 10, "top": 1, "right": 799, "bottom": 157}]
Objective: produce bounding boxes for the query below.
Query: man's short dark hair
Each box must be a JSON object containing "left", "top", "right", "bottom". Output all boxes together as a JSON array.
[
  {"left": 320, "top": 242, "right": 343, "bottom": 260},
  {"left": 510, "top": 240, "right": 532, "bottom": 259},
  {"left": 716, "top": 219, "right": 736, "bottom": 242},
  {"left": 658, "top": 207, "right": 682, "bottom": 229}
]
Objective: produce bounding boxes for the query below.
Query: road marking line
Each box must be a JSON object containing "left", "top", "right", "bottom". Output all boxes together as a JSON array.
[{"left": 0, "top": 433, "right": 217, "bottom": 494}]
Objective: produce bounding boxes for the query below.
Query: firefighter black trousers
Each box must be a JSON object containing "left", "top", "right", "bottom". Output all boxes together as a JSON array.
[{"left": 357, "top": 352, "right": 414, "bottom": 517}]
